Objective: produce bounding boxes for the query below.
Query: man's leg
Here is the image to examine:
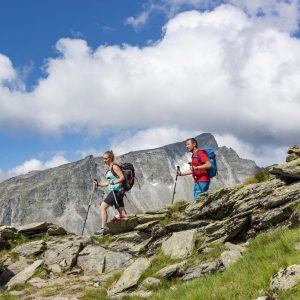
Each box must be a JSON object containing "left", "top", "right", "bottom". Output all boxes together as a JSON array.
[{"left": 194, "top": 181, "right": 210, "bottom": 202}]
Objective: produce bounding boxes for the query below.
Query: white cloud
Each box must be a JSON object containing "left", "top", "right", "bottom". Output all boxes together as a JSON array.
[
  {"left": 126, "top": 0, "right": 300, "bottom": 32},
  {"left": 214, "top": 133, "right": 288, "bottom": 166},
  {"left": 110, "top": 127, "right": 199, "bottom": 155},
  {"left": 0, "top": 53, "right": 17, "bottom": 83},
  {"left": 125, "top": 11, "right": 151, "bottom": 30},
  {"left": 0, "top": 3, "right": 299, "bottom": 166},
  {"left": 1, "top": 155, "right": 70, "bottom": 181}
]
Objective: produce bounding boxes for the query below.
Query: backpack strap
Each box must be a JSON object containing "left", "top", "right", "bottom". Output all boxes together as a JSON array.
[
  {"left": 193, "top": 150, "right": 203, "bottom": 165},
  {"left": 110, "top": 163, "right": 120, "bottom": 178}
]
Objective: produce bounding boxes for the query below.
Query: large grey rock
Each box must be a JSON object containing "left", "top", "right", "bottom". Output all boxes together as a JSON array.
[
  {"left": 43, "top": 238, "right": 84, "bottom": 272},
  {"left": 108, "top": 257, "right": 151, "bottom": 295},
  {"left": 77, "top": 245, "right": 133, "bottom": 274},
  {"left": 252, "top": 206, "right": 293, "bottom": 231},
  {"left": 270, "top": 158, "right": 300, "bottom": 180},
  {"left": 106, "top": 217, "right": 139, "bottom": 235},
  {"left": 156, "top": 261, "right": 187, "bottom": 279},
  {"left": 182, "top": 260, "right": 224, "bottom": 281},
  {"left": 17, "top": 222, "right": 50, "bottom": 234},
  {"left": 161, "top": 229, "right": 197, "bottom": 259},
  {"left": 220, "top": 250, "right": 242, "bottom": 268},
  {"left": 286, "top": 146, "right": 300, "bottom": 162},
  {"left": 270, "top": 264, "right": 300, "bottom": 290},
  {"left": 5, "top": 259, "right": 43, "bottom": 290},
  {"left": 13, "top": 240, "right": 46, "bottom": 256},
  {"left": 0, "top": 226, "right": 17, "bottom": 239},
  {"left": 0, "top": 256, "right": 30, "bottom": 284},
  {"left": 141, "top": 277, "right": 161, "bottom": 288}
]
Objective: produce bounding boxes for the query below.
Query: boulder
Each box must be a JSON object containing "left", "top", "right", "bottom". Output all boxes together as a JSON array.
[
  {"left": 270, "top": 158, "right": 300, "bottom": 180},
  {"left": 252, "top": 206, "right": 293, "bottom": 231},
  {"left": 110, "top": 238, "right": 152, "bottom": 256},
  {"left": 17, "top": 222, "right": 50, "bottom": 234},
  {"left": 106, "top": 217, "right": 139, "bottom": 235},
  {"left": 43, "top": 237, "right": 84, "bottom": 272},
  {"left": 161, "top": 229, "right": 197, "bottom": 259},
  {"left": 77, "top": 245, "right": 133, "bottom": 274},
  {"left": 286, "top": 146, "right": 300, "bottom": 162},
  {"left": 5, "top": 259, "right": 44, "bottom": 290},
  {"left": 155, "top": 261, "right": 187, "bottom": 279},
  {"left": 220, "top": 250, "right": 242, "bottom": 268},
  {"left": 181, "top": 260, "right": 224, "bottom": 281},
  {"left": 47, "top": 225, "right": 68, "bottom": 236},
  {"left": 108, "top": 257, "right": 151, "bottom": 295},
  {"left": 0, "top": 256, "right": 30, "bottom": 284},
  {"left": 0, "top": 226, "right": 18, "bottom": 239},
  {"left": 12, "top": 240, "right": 46, "bottom": 256},
  {"left": 270, "top": 264, "right": 300, "bottom": 291},
  {"left": 141, "top": 277, "right": 161, "bottom": 288}
]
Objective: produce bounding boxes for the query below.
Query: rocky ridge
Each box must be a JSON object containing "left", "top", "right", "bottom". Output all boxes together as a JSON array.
[
  {"left": 0, "top": 133, "right": 259, "bottom": 235},
  {"left": 0, "top": 146, "right": 299, "bottom": 299}
]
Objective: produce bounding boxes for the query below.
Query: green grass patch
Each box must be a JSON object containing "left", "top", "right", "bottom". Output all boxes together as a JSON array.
[
  {"left": 81, "top": 288, "right": 108, "bottom": 300},
  {"left": 9, "top": 282, "right": 30, "bottom": 291},
  {"left": 0, "top": 293, "right": 19, "bottom": 300},
  {"left": 160, "top": 200, "right": 189, "bottom": 226},
  {"left": 91, "top": 235, "right": 115, "bottom": 248},
  {"left": 151, "top": 227, "right": 300, "bottom": 300},
  {"left": 242, "top": 169, "right": 270, "bottom": 186}
]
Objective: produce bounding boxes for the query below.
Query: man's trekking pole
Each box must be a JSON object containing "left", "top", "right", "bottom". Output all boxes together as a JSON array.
[
  {"left": 171, "top": 166, "right": 180, "bottom": 205},
  {"left": 81, "top": 180, "right": 96, "bottom": 235}
]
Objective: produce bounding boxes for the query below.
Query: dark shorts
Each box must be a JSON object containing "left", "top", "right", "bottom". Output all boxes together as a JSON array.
[{"left": 104, "top": 190, "right": 124, "bottom": 208}]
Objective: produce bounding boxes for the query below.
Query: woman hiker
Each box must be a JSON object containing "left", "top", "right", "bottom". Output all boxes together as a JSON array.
[{"left": 93, "top": 150, "right": 125, "bottom": 236}]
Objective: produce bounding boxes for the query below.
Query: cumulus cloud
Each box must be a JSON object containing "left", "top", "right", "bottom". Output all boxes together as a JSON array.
[
  {"left": 0, "top": 155, "right": 70, "bottom": 183},
  {"left": 0, "top": 3, "right": 299, "bottom": 166},
  {"left": 126, "top": 0, "right": 300, "bottom": 32},
  {"left": 214, "top": 133, "right": 288, "bottom": 166}
]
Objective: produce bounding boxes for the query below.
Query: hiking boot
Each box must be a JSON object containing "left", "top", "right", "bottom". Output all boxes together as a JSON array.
[
  {"left": 111, "top": 213, "right": 125, "bottom": 222},
  {"left": 94, "top": 228, "right": 105, "bottom": 236}
]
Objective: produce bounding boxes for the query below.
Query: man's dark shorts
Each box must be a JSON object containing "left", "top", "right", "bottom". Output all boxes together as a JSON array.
[{"left": 104, "top": 190, "right": 124, "bottom": 208}]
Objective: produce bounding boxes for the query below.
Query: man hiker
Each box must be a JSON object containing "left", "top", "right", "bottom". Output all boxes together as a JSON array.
[{"left": 177, "top": 138, "right": 211, "bottom": 202}]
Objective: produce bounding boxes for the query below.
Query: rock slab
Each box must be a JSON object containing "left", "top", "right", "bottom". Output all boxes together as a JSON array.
[
  {"left": 108, "top": 257, "right": 151, "bottom": 295},
  {"left": 161, "top": 229, "right": 197, "bottom": 259},
  {"left": 5, "top": 259, "right": 43, "bottom": 290}
]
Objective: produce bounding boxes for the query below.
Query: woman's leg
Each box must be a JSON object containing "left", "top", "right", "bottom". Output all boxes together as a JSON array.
[
  {"left": 117, "top": 207, "right": 125, "bottom": 216},
  {"left": 100, "top": 202, "right": 110, "bottom": 228}
]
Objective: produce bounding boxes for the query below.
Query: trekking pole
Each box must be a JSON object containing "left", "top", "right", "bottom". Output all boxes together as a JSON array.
[
  {"left": 81, "top": 180, "right": 96, "bottom": 235},
  {"left": 171, "top": 166, "right": 180, "bottom": 205}
]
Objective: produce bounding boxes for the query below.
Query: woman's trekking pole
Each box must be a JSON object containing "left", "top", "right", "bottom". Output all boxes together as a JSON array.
[
  {"left": 171, "top": 166, "right": 180, "bottom": 205},
  {"left": 81, "top": 181, "right": 96, "bottom": 235}
]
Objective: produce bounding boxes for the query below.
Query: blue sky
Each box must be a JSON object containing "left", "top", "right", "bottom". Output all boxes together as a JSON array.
[{"left": 0, "top": 0, "right": 300, "bottom": 181}]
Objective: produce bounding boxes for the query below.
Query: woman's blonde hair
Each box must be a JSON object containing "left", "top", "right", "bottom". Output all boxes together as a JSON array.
[{"left": 103, "top": 150, "right": 117, "bottom": 163}]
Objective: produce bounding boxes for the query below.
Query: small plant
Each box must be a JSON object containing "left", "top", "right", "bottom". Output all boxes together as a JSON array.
[
  {"left": 9, "top": 282, "right": 30, "bottom": 291},
  {"left": 81, "top": 288, "right": 108, "bottom": 300},
  {"left": 0, "top": 292, "right": 19, "bottom": 300},
  {"left": 10, "top": 252, "right": 20, "bottom": 262},
  {"left": 243, "top": 169, "right": 270, "bottom": 186}
]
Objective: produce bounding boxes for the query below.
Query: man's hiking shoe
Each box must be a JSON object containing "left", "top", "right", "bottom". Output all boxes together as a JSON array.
[
  {"left": 111, "top": 213, "right": 125, "bottom": 222},
  {"left": 94, "top": 228, "right": 105, "bottom": 236}
]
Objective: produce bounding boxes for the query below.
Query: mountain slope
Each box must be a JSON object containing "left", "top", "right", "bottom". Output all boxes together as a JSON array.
[{"left": 0, "top": 133, "right": 259, "bottom": 234}]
